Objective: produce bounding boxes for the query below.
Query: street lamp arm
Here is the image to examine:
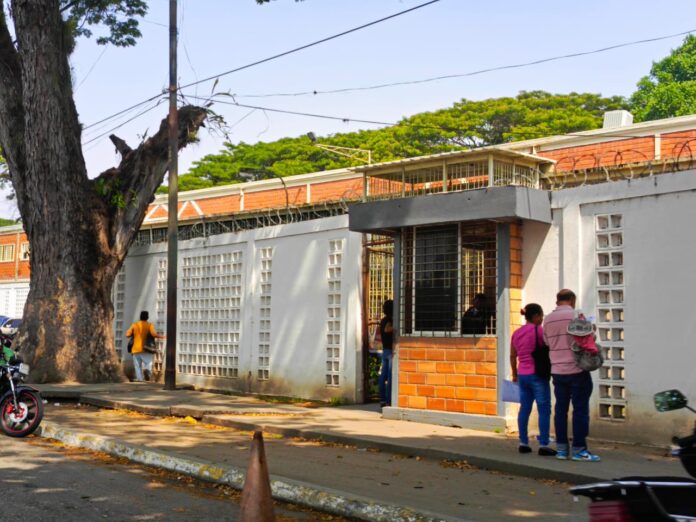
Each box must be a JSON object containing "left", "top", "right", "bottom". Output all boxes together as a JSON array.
[{"left": 314, "top": 143, "right": 372, "bottom": 165}]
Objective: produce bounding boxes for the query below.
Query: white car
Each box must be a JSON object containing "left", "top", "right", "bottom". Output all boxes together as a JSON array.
[{"left": 0, "top": 318, "right": 22, "bottom": 337}]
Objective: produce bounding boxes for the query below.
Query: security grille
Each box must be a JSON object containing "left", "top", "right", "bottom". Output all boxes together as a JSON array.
[
  {"left": 178, "top": 252, "right": 243, "bottom": 378},
  {"left": 401, "top": 222, "right": 497, "bottom": 336},
  {"left": 257, "top": 247, "right": 273, "bottom": 380},
  {"left": 326, "top": 239, "right": 344, "bottom": 386},
  {"left": 366, "top": 234, "right": 394, "bottom": 327},
  {"left": 595, "top": 214, "right": 627, "bottom": 420}
]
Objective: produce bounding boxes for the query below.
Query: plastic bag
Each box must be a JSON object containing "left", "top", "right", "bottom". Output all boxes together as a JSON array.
[{"left": 502, "top": 379, "right": 520, "bottom": 403}]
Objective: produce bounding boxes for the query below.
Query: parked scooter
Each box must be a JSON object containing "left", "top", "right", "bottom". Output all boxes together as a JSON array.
[
  {"left": 0, "top": 337, "right": 43, "bottom": 437},
  {"left": 570, "top": 389, "right": 696, "bottom": 521}
]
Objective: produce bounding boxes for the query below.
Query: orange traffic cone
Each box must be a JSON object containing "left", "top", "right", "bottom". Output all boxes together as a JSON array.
[{"left": 240, "top": 431, "right": 275, "bottom": 521}]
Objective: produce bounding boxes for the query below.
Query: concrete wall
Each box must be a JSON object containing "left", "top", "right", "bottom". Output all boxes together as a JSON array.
[
  {"left": 123, "top": 215, "right": 364, "bottom": 402},
  {"left": 520, "top": 170, "right": 696, "bottom": 445}
]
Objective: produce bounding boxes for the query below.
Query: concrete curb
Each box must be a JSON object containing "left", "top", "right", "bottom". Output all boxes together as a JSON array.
[
  {"left": 48, "top": 391, "right": 607, "bottom": 484},
  {"left": 37, "top": 421, "right": 461, "bottom": 522},
  {"left": 202, "top": 415, "right": 604, "bottom": 485}
]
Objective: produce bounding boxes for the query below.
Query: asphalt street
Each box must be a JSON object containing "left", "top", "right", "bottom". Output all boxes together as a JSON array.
[{"left": 0, "top": 434, "right": 344, "bottom": 522}]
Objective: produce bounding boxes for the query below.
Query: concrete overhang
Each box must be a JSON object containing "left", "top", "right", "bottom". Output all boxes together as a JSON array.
[{"left": 348, "top": 186, "right": 551, "bottom": 233}]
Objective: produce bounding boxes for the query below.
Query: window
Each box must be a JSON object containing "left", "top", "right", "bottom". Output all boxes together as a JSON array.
[
  {"left": 401, "top": 222, "right": 497, "bottom": 336},
  {"left": 20, "top": 243, "right": 30, "bottom": 260},
  {"left": 0, "top": 245, "right": 15, "bottom": 262}
]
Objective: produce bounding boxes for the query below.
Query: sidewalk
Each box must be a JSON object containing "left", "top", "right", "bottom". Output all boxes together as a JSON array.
[{"left": 34, "top": 383, "right": 689, "bottom": 521}]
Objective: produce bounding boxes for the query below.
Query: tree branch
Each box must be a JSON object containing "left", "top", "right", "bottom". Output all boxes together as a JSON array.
[
  {"left": 99, "top": 105, "right": 207, "bottom": 256},
  {"left": 109, "top": 134, "right": 132, "bottom": 157}
]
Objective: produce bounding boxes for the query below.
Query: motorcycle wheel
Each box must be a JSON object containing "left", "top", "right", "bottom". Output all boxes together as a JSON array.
[{"left": 0, "top": 390, "right": 44, "bottom": 437}]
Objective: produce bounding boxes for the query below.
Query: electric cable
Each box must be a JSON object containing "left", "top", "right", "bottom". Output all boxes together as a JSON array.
[
  {"left": 81, "top": 0, "right": 440, "bottom": 131},
  {"left": 232, "top": 28, "right": 696, "bottom": 99},
  {"left": 176, "top": 0, "right": 441, "bottom": 92},
  {"left": 181, "top": 94, "right": 694, "bottom": 142},
  {"left": 82, "top": 98, "right": 166, "bottom": 147}
]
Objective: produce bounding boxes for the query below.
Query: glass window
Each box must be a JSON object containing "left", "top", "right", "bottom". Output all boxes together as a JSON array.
[{"left": 0, "top": 245, "right": 15, "bottom": 262}]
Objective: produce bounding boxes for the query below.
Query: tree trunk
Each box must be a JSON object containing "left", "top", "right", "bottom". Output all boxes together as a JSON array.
[
  {"left": 0, "top": 2, "right": 207, "bottom": 383},
  {"left": 20, "top": 270, "right": 123, "bottom": 383}
]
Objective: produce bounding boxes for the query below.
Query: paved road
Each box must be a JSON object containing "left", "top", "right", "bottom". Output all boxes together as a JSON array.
[
  {"left": 43, "top": 404, "right": 589, "bottom": 521},
  {"left": 0, "top": 435, "right": 342, "bottom": 522}
]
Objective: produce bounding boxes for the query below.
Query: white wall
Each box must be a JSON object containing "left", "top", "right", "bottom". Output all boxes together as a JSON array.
[
  {"left": 521, "top": 170, "right": 696, "bottom": 445},
  {"left": 123, "top": 215, "right": 364, "bottom": 402}
]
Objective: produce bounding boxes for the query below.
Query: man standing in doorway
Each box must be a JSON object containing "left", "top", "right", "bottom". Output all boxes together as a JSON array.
[{"left": 543, "top": 289, "right": 600, "bottom": 462}]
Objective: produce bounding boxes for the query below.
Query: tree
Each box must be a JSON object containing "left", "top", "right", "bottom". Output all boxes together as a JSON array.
[
  {"left": 178, "top": 91, "right": 628, "bottom": 189},
  {"left": 631, "top": 35, "right": 696, "bottom": 121},
  {"left": 0, "top": 1, "right": 207, "bottom": 382}
]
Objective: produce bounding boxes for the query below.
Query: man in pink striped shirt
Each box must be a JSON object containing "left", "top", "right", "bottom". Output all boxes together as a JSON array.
[{"left": 543, "top": 289, "right": 600, "bottom": 462}]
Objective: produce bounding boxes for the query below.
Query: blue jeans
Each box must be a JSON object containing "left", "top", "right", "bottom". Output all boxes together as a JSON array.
[
  {"left": 132, "top": 352, "right": 153, "bottom": 382},
  {"left": 517, "top": 374, "right": 552, "bottom": 446},
  {"left": 378, "top": 349, "right": 393, "bottom": 405},
  {"left": 552, "top": 371, "right": 593, "bottom": 452}
]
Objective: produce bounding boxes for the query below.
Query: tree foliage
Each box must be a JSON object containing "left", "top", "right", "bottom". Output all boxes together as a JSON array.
[
  {"left": 178, "top": 91, "right": 628, "bottom": 191},
  {"left": 60, "top": 0, "right": 147, "bottom": 47},
  {"left": 0, "top": 0, "right": 207, "bottom": 382},
  {"left": 631, "top": 35, "right": 696, "bottom": 121}
]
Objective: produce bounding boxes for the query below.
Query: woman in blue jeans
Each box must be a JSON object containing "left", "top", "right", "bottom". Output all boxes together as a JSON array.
[{"left": 511, "top": 304, "right": 556, "bottom": 456}]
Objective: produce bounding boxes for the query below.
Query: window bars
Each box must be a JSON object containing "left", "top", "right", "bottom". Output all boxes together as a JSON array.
[{"left": 401, "top": 222, "right": 497, "bottom": 337}]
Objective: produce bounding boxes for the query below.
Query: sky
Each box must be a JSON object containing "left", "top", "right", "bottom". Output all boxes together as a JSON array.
[{"left": 3, "top": 0, "right": 696, "bottom": 218}]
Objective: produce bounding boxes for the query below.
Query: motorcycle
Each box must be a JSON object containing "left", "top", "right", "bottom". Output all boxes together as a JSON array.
[
  {"left": 0, "top": 342, "right": 43, "bottom": 437},
  {"left": 570, "top": 389, "right": 696, "bottom": 521}
]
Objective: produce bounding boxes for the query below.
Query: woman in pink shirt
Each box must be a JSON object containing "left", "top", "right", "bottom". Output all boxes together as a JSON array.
[{"left": 510, "top": 304, "right": 556, "bottom": 456}]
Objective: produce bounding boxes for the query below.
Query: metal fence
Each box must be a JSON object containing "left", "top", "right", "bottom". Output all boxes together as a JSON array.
[{"left": 365, "top": 157, "right": 541, "bottom": 201}]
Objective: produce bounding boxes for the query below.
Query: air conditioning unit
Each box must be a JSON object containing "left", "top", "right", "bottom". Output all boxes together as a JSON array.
[{"left": 603, "top": 110, "right": 633, "bottom": 129}]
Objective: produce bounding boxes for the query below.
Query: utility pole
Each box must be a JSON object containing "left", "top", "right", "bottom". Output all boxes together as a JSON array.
[{"left": 164, "top": 0, "right": 178, "bottom": 390}]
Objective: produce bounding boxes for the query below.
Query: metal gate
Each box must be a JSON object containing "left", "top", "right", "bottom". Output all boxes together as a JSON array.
[{"left": 362, "top": 234, "right": 394, "bottom": 401}]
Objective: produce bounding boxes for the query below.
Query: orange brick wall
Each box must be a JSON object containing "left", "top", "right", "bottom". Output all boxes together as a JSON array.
[
  {"left": 398, "top": 337, "right": 498, "bottom": 416},
  {"left": 0, "top": 232, "right": 28, "bottom": 281},
  {"left": 309, "top": 178, "right": 363, "bottom": 202},
  {"left": 244, "top": 186, "right": 307, "bottom": 210},
  {"left": 196, "top": 194, "right": 241, "bottom": 216},
  {"left": 661, "top": 130, "right": 696, "bottom": 159},
  {"left": 538, "top": 137, "right": 655, "bottom": 171},
  {"left": 510, "top": 223, "right": 523, "bottom": 331}
]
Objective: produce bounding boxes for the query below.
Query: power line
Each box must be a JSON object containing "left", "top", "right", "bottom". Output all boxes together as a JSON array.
[
  {"left": 81, "top": 0, "right": 440, "bottom": 132},
  {"left": 231, "top": 28, "right": 696, "bottom": 99},
  {"left": 177, "top": 0, "right": 441, "bottom": 92},
  {"left": 184, "top": 95, "right": 397, "bottom": 127},
  {"left": 75, "top": 46, "right": 109, "bottom": 93},
  {"left": 83, "top": 94, "right": 164, "bottom": 131},
  {"left": 82, "top": 99, "right": 165, "bottom": 147},
  {"left": 182, "top": 94, "right": 696, "bottom": 142}
]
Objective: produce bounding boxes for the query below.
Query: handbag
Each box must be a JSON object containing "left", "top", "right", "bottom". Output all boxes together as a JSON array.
[
  {"left": 126, "top": 336, "right": 133, "bottom": 354},
  {"left": 572, "top": 342, "right": 604, "bottom": 372},
  {"left": 142, "top": 332, "right": 158, "bottom": 354},
  {"left": 533, "top": 326, "right": 552, "bottom": 380}
]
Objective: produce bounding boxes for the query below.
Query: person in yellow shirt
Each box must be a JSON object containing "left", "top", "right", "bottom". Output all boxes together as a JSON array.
[{"left": 126, "top": 311, "right": 165, "bottom": 382}]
